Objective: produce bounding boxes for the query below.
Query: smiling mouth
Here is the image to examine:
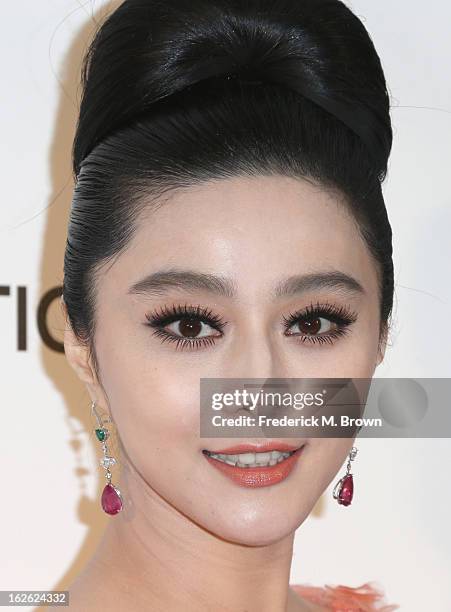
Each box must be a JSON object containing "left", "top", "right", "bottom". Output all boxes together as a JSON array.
[{"left": 202, "top": 448, "right": 299, "bottom": 468}]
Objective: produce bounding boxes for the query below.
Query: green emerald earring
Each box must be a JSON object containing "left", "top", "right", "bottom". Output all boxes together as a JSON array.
[{"left": 91, "top": 400, "right": 123, "bottom": 515}]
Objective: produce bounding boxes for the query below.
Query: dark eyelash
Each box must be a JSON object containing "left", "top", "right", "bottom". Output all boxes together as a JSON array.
[
  {"left": 282, "top": 300, "right": 357, "bottom": 328},
  {"left": 144, "top": 303, "right": 228, "bottom": 351},
  {"left": 282, "top": 300, "right": 358, "bottom": 345},
  {"left": 145, "top": 303, "right": 227, "bottom": 330},
  {"left": 144, "top": 300, "right": 358, "bottom": 351}
]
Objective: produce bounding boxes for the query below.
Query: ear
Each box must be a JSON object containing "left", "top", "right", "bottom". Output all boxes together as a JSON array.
[
  {"left": 61, "top": 296, "right": 103, "bottom": 402},
  {"left": 376, "top": 322, "right": 389, "bottom": 367}
]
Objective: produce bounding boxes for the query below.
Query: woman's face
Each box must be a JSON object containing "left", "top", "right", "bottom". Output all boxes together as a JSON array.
[{"left": 70, "top": 175, "right": 385, "bottom": 545}]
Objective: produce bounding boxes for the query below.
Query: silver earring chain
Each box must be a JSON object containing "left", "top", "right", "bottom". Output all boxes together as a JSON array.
[
  {"left": 346, "top": 446, "right": 358, "bottom": 474},
  {"left": 91, "top": 400, "right": 116, "bottom": 483}
]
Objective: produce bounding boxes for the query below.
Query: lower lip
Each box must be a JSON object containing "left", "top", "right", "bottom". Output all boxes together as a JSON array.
[{"left": 203, "top": 446, "right": 305, "bottom": 488}]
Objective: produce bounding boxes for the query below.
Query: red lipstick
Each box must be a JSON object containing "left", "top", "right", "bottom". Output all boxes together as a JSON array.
[{"left": 202, "top": 442, "right": 305, "bottom": 488}]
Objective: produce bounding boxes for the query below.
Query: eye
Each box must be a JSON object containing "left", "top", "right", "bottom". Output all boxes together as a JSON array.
[
  {"left": 287, "top": 316, "right": 333, "bottom": 335},
  {"left": 144, "top": 303, "right": 227, "bottom": 351},
  {"left": 144, "top": 300, "right": 358, "bottom": 352},
  {"left": 283, "top": 301, "right": 358, "bottom": 346},
  {"left": 165, "top": 317, "right": 221, "bottom": 339}
]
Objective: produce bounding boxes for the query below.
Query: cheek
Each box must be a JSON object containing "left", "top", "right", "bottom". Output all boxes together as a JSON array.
[
  {"left": 94, "top": 329, "right": 203, "bottom": 486},
  {"left": 340, "top": 312, "right": 381, "bottom": 376},
  {"left": 320, "top": 308, "right": 381, "bottom": 377},
  {"left": 304, "top": 439, "right": 353, "bottom": 503},
  {"left": 285, "top": 328, "right": 380, "bottom": 378}
]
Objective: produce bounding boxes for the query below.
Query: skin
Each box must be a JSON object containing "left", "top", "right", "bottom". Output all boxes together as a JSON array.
[{"left": 62, "top": 175, "right": 387, "bottom": 612}]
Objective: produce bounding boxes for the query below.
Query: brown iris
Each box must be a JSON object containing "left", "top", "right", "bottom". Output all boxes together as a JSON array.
[
  {"left": 298, "top": 318, "right": 322, "bottom": 335},
  {"left": 178, "top": 317, "right": 202, "bottom": 337}
]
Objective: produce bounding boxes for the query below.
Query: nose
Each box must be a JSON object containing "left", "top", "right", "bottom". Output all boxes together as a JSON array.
[{"left": 225, "top": 329, "right": 285, "bottom": 381}]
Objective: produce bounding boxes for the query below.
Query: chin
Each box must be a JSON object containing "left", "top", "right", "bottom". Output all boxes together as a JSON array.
[{"left": 196, "top": 503, "right": 311, "bottom": 547}]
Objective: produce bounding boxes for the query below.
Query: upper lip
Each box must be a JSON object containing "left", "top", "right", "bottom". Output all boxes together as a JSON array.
[{"left": 203, "top": 442, "right": 305, "bottom": 455}]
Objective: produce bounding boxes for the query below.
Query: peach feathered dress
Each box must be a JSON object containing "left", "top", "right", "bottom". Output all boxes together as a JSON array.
[{"left": 291, "top": 581, "right": 399, "bottom": 611}]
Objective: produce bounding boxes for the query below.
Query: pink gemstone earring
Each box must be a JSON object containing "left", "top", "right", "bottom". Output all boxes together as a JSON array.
[
  {"left": 91, "top": 400, "right": 123, "bottom": 515},
  {"left": 332, "top": 446, "right": 358, "bottom": 506}
]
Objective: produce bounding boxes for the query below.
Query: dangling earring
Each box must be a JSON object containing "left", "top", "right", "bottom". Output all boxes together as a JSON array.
[
  {"left": 332, "top": 446, "right": 358, "bottom": 506},
  {"left": 91, "top": 400, "right": 123, "bottom": 515}
]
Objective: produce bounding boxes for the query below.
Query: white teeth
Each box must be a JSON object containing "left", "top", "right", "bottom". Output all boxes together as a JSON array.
[{"left": 208, "top": 449, "right": 293, "bottom": 467}]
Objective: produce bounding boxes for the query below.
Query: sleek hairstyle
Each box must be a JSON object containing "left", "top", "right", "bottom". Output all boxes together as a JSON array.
[{"left": 63, "top": 0, "right": 394, "bottom": 370}]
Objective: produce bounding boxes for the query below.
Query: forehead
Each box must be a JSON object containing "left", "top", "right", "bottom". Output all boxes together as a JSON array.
[{"left": 98, "top": 175, "right": 379, "bottom": 299}]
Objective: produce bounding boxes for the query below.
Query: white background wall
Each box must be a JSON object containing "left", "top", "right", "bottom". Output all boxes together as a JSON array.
[{"left": 1, "top": 1, "right": 450, "bottom": 610}]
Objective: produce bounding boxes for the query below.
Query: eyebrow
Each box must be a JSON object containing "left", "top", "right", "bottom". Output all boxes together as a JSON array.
[{"left": 128, "top": 268, "right": 365, "bottom": 299}]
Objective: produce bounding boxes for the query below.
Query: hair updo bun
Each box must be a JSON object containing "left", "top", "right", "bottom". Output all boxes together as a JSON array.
[
  {"left": 74, "top": 0, "right": 392, "bottom": 178},
  {"left": 65, "top": 0, "right": 394, "bottom": 366}
]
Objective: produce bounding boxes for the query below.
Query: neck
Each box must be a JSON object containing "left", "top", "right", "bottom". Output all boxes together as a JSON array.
[{"left": 75, "top": 460, "right": 305, "bottom": 612}]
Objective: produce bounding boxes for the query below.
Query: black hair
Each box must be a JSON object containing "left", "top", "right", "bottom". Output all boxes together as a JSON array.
[{"left": 63, "top": 0, "right": 394, "bottom": 370}]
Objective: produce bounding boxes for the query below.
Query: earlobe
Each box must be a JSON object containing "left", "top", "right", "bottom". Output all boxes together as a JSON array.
[
  {"left": 60, "top": 295, "right": 67, "bottom": 323},
  {"left": 61, "top": 296, "right": 93, "bottom": 384},
  {"left": 61, "top": 298, "right": 105, "bottom": 406},
  {"left": 376, "top": 324, "right": 389, "bottom": 366},
  {"left": 64, "top": 324, "right": 97, "bottom": 385}
]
